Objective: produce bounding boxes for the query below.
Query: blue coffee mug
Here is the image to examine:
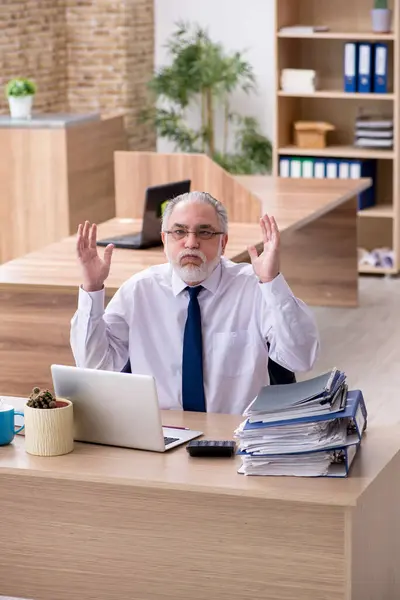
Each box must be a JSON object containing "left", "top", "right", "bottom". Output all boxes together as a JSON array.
[{"left": 0, "top": 402, "right": 24, "bottom": 445}]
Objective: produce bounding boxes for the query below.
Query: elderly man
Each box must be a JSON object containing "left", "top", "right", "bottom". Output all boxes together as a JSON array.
[{"left": 70, "top": 191, "right": 319, "bottom": 414}]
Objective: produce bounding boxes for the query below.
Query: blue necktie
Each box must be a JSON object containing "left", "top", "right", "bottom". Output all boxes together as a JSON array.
[{"left": 182, "top": 286, "right": 206, "bottom": 412}]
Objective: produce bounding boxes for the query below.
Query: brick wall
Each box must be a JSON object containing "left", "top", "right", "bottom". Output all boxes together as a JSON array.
[
  {"left": 0, "top": 0, "right": 68, "bottom": 113},
  {"left": 0, "top": 0, "right": 156, "bottom": 150},
  {"left": 66, "top": 0, "right": 156, "bottom": 149}
]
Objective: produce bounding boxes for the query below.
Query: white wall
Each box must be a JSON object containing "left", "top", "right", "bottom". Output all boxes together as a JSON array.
[{"left": 154, "top": 0, "right": 275, "bottom": 153}]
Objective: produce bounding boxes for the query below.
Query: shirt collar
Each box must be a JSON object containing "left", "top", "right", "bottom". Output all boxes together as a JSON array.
[{"left": 171, "top": 261, "right": 222, "bottom": 297}]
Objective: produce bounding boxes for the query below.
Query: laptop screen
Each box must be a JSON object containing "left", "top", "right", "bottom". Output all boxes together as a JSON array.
[{"left": 141, "top": 179, "right": 191, "bottom": 244}]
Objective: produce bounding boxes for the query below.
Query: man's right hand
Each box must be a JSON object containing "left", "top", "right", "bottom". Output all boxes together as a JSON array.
[{"left": 77, "top": 221, "right": 114, "bottom": 292}]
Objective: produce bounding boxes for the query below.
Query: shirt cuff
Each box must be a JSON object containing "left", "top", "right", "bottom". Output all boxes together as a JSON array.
[
  {"left": 78, "top": 285, "right": 105, "bottom": 316},
  {"left": 258, "top": 273, "right": 294, "bottom": 306}
]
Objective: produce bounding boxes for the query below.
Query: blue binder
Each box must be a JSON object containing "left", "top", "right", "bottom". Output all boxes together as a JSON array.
[
  {"left": 349, "top": 159, "right": 376, "bottom": 209},
  {"left": 358, "top": 42, "right": 373, "bottom": 93},
  {"left": 279, "top": 157, "right": 290, "bottom": 177},
  {"left": 237, "top": 443, "right": 360, "bottom": 478},
  {"left": 338, "top": 159, "right": 351, "bottom": 179},
  {"left": 314, "top": 159, "right": 326, "bottom": 178},
  {"left": 326, "top": 158, "right": 338, "bottom": 179},
  {"left": 344, "top": 42, "right": 358, "bottom": 92},
  {"left": 302, "top": 158, "right": 314, "bottom": 178},
  {"left": 290, "top": 157, "right": 302, "bottom": 178},
  {"left": 374, "top": 43, "right": 388, "bottom": 93}
]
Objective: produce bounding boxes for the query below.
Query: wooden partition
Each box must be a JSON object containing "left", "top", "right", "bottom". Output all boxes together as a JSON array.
[
  {"left": 0, "top": 114, "right": 128, "bottom": 264},
  {"left": 114, "top": 151, "right": 262, "bottom": 223}
]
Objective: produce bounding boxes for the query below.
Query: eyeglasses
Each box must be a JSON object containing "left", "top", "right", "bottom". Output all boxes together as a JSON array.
[{"left": 165, "top": 229, "right": 225, "bottom": 241}]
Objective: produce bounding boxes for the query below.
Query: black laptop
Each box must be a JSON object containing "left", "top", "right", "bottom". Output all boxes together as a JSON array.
[{"left": 97, "top": 179, "right": 191, "bottom": 250}]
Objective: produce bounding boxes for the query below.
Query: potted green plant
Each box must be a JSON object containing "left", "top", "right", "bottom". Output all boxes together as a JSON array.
[
  {"left": 141, "top": 22, "right": 272, "bottom": 175},
  {"left": 5, "top": 78, "right": 36, "bottom": 119},
  {"left": 24, "top": 387, "right": 74, "bottom": 456},
  {"left": 371, "top": 0, "right": 392, "bottom": 33}
]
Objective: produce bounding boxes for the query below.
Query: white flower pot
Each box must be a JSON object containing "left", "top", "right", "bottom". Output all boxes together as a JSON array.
[
  {"left": 371, "top": 8, "right": 392, "bottom": 33},
  {"left": 7, "top": 94, "right": 34, "bottom": 119},
  {"left": 24, "top": 398, "right": 74, "bottom": 456}
]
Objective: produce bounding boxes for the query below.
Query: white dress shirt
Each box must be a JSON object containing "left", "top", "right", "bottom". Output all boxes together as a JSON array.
[{"left": 70, "top": 258, "right": 319, "bottom": 415}]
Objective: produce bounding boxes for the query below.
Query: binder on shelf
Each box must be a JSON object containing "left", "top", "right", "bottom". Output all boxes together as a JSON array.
[
  {"left": 326, "top": 159, "right": 338, "bottom": 179},
  {"left": 358, "top": 42, "right": 373, "bottom": 93},
  {"left": 350, "top": 159, "right": 376, "bottom": 209},
  {"left": 338, "top": 160, "right": 350, "bottom": 179},
  {"left": 314, "top": 159, "right": 326, "bottom": 178},
  {"left": 290, "top": 157, "right": 302, "bottom": 178},
  {"left": 302, "top": 158, "right": 314, "bottom": 178},
  {"left": 374, "top": 43, "right": 388, "bottom": 94},
  {"left": 279, "top": 157, "right": 290, "bottom": 177},
  {"left": 344, "top": 42, "right": 358, "bottom": 92}
]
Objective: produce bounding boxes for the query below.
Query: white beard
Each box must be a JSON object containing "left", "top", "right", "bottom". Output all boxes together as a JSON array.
[{"left": 166, "top": 240, "right": 222, "bottom": 284}]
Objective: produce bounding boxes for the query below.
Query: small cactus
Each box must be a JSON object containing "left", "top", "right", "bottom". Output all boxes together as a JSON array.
[{"left": 27, "top": 387, "right": 57, "bottom": 409}]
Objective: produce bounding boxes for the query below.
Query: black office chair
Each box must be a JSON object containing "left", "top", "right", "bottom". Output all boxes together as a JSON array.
[
  {"left": 267, "top": 356, "right": 296, "bottom": 385},
  {"left": 121, "top": 351, "right": 296, "bottom": 385}
]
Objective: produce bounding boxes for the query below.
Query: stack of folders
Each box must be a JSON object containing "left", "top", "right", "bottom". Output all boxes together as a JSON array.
[
  {"left": 354, "top": 114, "right": 393, "bottom": 149},
  {"left": 234, "top": 368, "right": 368, "bottom": 478}
]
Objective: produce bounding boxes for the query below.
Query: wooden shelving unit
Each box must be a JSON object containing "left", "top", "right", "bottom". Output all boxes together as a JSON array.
[{"left": 274, "top": 0, "right": 400, "bottom": 275}]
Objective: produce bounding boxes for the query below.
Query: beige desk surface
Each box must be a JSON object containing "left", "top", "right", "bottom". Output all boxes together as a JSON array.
[
  {"left": 234, "top": 175, "right": 370, "bottom": 217},
  {"left": 0, "top": 404, "right": 397, "bottom": 508},
  {"left": 0, "top": 177, "right": 370, "bottom": 293}
]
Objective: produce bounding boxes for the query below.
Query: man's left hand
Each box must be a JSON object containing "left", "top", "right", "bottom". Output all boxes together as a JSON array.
[{"left": 248, "top": 214, "right": 280, "bottom": 283}]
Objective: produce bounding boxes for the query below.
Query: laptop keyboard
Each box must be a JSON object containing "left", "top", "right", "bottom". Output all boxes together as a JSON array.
[{"left": 164, "top": 436, "right": 180, "bottom": 446}]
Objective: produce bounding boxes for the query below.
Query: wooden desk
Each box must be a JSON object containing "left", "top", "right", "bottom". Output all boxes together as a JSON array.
[
  {"left": 0, "top": 409, "right": 399, "bottom": 600},
  {"left": 0, "top": 177, "right": 370, "bottom": 397},
  {"left": 0, "top": 178, "right": 370, "bottom": 296}
]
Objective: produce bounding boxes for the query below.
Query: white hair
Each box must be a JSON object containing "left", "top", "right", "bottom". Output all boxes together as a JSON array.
[{"left": 161, "top": 191, "right": 228, "bottom": 233}]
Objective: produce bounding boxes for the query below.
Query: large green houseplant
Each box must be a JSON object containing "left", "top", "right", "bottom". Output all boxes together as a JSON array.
[{"left": 142, "top": 22, "right": 272, "bottom": 174}]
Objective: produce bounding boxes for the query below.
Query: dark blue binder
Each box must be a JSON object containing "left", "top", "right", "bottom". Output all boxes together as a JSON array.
[
  {"left": 314, "top": 158, "right": 326, "bottom": 178},
  {"left": 344, "top": 42, "right": 358, "bottom": 92},
  {"left": 350, "top": 159, "right": 376, "bottom": 209},
  {"left": 358, "top": 42, "right": 373, "bottom": 93},
  {"left": 374, "top": 43, "right": 388, "bottom": 93}
]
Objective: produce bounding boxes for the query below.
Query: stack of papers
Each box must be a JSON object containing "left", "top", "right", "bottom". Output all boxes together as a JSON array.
[
  {"left": 244, "top": 368, "right": 347, "bottom": 423},
  {"left": 280, "top": 68, "right": 317, "bottom": 93},
  {"left": 354, "top": 115, "right": 394, "bottom": 149},
  {"left": 235, "top": 369, "right": 368, "bottom": 478}
]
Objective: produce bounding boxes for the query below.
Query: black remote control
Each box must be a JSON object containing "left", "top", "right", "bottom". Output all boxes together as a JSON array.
[{"left": 186, "top": 440, "right": 236, "bottom": 458}]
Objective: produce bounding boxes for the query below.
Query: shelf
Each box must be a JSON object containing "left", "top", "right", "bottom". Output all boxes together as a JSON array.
[
  {"left": 358, "top": 205, "right": 394, "bottom": 218},
  {"left": 278, "top": 146, "right": 395, "bottom": 159},
  {"left": 276, "top": 1, "right": 399, "bottom": 279},
  {"left": 278, "top": 90, "right": 395, "bottom": 100},
  {"left": 358, "top": 264, "right": 397, "bottom": 275},
  {"left": 277, "top": 31, "right": 395, "bottom": 40}
]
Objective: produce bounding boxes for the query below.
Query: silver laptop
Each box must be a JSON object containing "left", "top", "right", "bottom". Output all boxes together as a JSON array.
[{"left": 50, "top": 364, "right": 203, "bottom": 452}]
